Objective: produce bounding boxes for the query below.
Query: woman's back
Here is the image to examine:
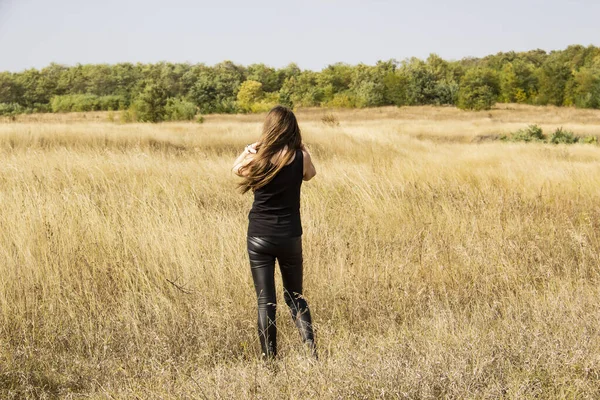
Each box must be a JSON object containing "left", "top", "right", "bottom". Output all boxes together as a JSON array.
[{"left": 248, "top": 149, "right": 304, "bottom": 237}]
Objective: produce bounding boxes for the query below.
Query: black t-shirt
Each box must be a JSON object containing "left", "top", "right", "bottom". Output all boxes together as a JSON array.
[{"left": 248, "top": 149, "right": 303, "bottom": 237}]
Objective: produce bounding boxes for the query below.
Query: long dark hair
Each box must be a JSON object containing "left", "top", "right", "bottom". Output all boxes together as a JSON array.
[{"left": 238, "top": 105, "right": 302, "bottom": 194}]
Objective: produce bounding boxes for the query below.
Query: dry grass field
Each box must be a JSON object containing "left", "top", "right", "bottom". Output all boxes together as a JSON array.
[{"left": 1, "top": 104, "right": 600, "bottom": 399}]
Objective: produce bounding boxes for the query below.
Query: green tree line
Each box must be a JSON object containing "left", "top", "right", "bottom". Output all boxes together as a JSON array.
[{"left": 1, "top": 44, "right": 599, "bottom": 120}]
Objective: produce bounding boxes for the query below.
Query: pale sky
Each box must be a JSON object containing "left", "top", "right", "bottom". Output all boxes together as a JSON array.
[{"left": 0, "top": 0, "right": 599, "bottom": 72}]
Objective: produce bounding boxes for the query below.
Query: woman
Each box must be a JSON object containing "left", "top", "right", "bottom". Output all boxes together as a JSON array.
[{"left": 232, "top": 105, "right": 318, "bottom": 360}]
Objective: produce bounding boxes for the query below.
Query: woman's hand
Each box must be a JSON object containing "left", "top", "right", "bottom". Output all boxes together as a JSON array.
[
  {"left": 246, "top": 142, "right": 260, "bottom": 154},
  {"left": 233, "top": 142, "right": 259, "bottom": 177}
]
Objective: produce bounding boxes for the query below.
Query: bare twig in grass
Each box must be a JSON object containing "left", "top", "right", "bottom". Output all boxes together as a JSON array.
[{"left": 166, "top": 277, "right": 194, "bottom": 295}]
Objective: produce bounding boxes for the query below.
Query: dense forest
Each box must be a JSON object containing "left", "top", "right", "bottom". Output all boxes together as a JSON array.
[{"left": 1, "top": 44, "right": 599, "bottom": 121}]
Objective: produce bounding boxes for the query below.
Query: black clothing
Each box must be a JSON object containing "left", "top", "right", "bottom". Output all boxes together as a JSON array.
[
  {"left": 247, "top": 235, "right": 316, "bottom": 358},
  {"left": 248, "top": 149, "right": 303, "bottom": 237},
  {"left": 245, "top": 148, "right": 315, "bottom": 358}
]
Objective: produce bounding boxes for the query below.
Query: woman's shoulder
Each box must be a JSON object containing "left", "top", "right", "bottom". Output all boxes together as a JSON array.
[
  {"left": 293, "top": 148, "right": 304, "bottom": 167},
  {"left": 288, "top": 148, "right": 302, "bottom": 167},
  {"left": 300, "top": 148, "right": 310, "bottom": 162},
  {"left": 268, "top": 147, "right": 301, "bottom": 167}
]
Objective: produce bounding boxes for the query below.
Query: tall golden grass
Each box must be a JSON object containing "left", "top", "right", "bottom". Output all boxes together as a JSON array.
[{"left": 1, "top": 105, "right": 600, "bottom": 398}]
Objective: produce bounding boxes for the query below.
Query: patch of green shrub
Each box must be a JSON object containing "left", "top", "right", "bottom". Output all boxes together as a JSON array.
[
  {"left": 164, "top": 98, "right": 197, "bottom": 121},
  {"left": 583, "top": 135, "right": 598, "bottom": 144},
  {"left": 98, "top": 95, "right": 127, "bottom": 111},
  {"left": 236, "top": 81, "right": 279, "bottom": 113},
  {"left": 237, "top": 80, "right": 263, "bottom": 112},
  {"left": 500, "top": 125, "right": 596, "bottom": 145},
  {"left": 249, "top": 92, "right": 279, "bottom": 113},
  {"left": 550, "top": 127, "right": 578, "bottom": 144},
  {"left": 50, "top": 94, "right": 127, "bottom": 113},
  {"left": 120, "top": 104, "right": 138, "bottom": 123},
  {"left": 502, "top": 124, "right": 546, "bottom": 142},
  {"left": 0, "top": 103, "right": 26, "bottom": 116},
  {"left": 133, "top": 84, "right": 167, "bottom": 123},
  {"left": 457, "top": 68, "right": 499, "bottom": 111},
  {"left": 325, "top": 93, "right": 357, "bottom": 108}
]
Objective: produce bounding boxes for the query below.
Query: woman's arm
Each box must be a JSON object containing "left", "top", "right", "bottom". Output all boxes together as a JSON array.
[
  {"left": 232, "top": 142, "right": 258, "bottom": 177},
  {"left": 301, "top": 143, "right": 317, "bottom": 181}
]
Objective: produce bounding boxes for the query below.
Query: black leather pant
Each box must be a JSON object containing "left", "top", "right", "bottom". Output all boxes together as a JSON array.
[{"left": 247, "top": 236, "right": 316, "bottom": 359}]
